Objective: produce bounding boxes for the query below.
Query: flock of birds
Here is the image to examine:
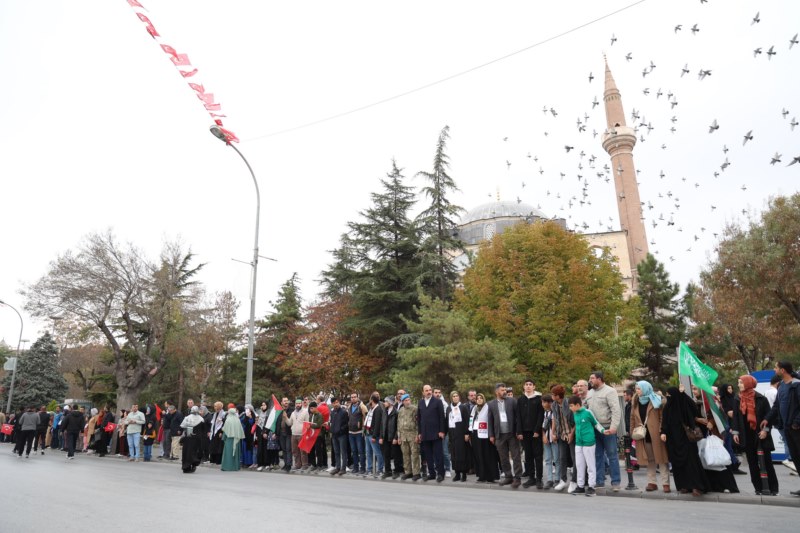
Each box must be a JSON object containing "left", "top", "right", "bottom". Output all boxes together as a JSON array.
[{"left": 488, "top": 2, "right": 797, "bottom": 267}]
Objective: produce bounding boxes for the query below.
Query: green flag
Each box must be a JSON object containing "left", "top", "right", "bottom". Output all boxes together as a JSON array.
[{"left": 678, "top": 341, "right": 718, "bottom": 396}]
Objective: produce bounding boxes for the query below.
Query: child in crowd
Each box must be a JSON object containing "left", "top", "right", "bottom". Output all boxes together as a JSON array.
[
  {"left": 142, "top": 421, "right": 157, "bottom": 462},
  {"left": 568, "top": 395, "right": 609, "bottom": 496},
  {"left": 541, "top": 394, "right": 559, "bottom": 489}
]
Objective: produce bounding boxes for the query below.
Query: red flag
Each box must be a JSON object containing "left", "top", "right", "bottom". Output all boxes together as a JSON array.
[
  {"left": 298, "top": 421, "right": 319, "bottom": 454},
  {"left": 155, "top": 403, "right": 162, "bottom": 422},
  {"left": 160, "top": 43, "right": 179, "bottom": 59},
  {"left": 188, "top": 83, "right": 205, "bottom": 94},
  {"left": 179, "top": 68, "right": 198, "bottom": 78},
  {"left": 1, "top": 424, "right": 12, "bottom": 435},
  {"left": 170, "top": 53, "right": 191, "bottom": 67},
  {"left": 136, "top": 13, "right": 159, "bottom": 37}
]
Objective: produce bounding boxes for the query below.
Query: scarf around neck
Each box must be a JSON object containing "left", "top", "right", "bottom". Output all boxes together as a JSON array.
[
  {"left": 738, "top": 375, "right": 758, "bottom": 431},
  {"left": 636, "top": 381, "right": 662, "bottom": 408}
]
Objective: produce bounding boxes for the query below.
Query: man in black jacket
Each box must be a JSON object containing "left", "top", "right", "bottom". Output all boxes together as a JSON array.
[
  {"left": 63, "top": 404, "right": 85, "bottom": 459},
  {"left": 168, "top": 405, "right": 184, "bottom": 461},
  {"left": 517, "top": 379, "right": 544, "bottom": 488},
  {"left": 382, "top": 396, "right": 402, "bottom": 479},
  {"left": 34, "top": 406, "right": 50, "bottom": 455},
  {"left": 160, "top": 400, "right": 174, "bottom": 459},
  {"left": 417, "top": 384, "right": 446, "bottom": 482},
  {"left": 329, "top": 397, "right": 349, "bottom": 476}
]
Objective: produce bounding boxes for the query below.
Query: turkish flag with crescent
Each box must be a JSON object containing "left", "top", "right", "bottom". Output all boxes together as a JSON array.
[{"left": 298, "top": 421, "right": 319, "bottom": 454}]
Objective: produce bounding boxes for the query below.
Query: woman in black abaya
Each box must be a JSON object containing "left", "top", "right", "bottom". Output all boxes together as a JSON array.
[
  {"left": 660, "top": 387, "right": 709, "bottom": 496},
  {"left": 180, "top": 406, "right": 205, "bottom": 473}
]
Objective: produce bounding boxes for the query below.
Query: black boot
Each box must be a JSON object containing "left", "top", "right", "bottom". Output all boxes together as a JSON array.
[{"left": 453, "top": 472, "right": 461, "bottom": 482}]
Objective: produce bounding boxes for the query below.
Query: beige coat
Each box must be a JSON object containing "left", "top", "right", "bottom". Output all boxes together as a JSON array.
[{"left": 629, "top": 395, "right": 669, "bottom": 464}]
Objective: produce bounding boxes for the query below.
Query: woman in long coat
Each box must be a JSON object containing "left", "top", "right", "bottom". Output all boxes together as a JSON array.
[
  {"left": 180, "top": 406, "right": 205, "bottom": 473},
  {"left": 221, "top": 407, "right": 244, "bottom": 471},
  {"left": 631, "top": 381, "right": 670, "bottom": 493},
  {"left": 240, "top": 404, "right": 256, "bottom": 468},
  {"left": 732, "top": 375, "right": 779, "bottom": 495},
  {"left": 660, "top": 387, "right": 709, "bottom": 496},
  {"left": 446, "top": 391, "right": 471, "bottom": 482},
  {"left": 469, "top": 393, "right": 498, "bottom": 483}
]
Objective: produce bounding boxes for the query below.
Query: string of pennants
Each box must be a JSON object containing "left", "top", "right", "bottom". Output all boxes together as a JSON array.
[{"left": 126, "top": 0, "right": 239, "bottom": 143}]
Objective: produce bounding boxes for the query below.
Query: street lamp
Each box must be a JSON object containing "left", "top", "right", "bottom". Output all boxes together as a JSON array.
[
  {"left": 209, "top": 125, "right": 260, "bottom": 406},
  {"left": 614, "top": 315, "right": 623, "bottom": 338},
  {"left": 0, "top": 298, "right": 23, "bottom": 413}
]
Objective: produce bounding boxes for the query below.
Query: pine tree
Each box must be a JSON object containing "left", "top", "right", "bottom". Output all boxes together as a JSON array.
[
  {"left": 636, "top": 254, "right": 689, "bottom": 380},
  {"left": 2, "top": 333, "right": 68, "bottom": 411},
  {"left": 415, "top": 125, "right": 465, "bottom": 302}
]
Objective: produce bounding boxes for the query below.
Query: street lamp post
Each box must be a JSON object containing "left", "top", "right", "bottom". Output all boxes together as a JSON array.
[
  {"left": 0, "top": 298, "right": 24, "bottom": 413},
  {"left": 209, "top": 125, "right": 259, "bottom": 406},
  {"left": 614, "top": 315, "right": 623, "bottom": 338}
]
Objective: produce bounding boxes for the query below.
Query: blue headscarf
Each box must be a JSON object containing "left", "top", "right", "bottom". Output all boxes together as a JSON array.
[{"left": 636, "top": 381, "right": 662, "bottom": 408}]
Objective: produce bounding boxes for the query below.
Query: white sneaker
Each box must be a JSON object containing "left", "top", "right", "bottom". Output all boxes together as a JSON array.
[
  {"left": 554, "top": 480, "right": 568, "bottom": 492},
  {"left": 257, "top": 466, "right": 264, "bottom": 472},
  {"left": 567, "top": 481, "right": 577, "bottom": 494},
  {"left": 783, "top": 460, "right": 796, "bottom": 472},
  {"left": 446, "top": 470, "right": 452, "bottom": 478}
]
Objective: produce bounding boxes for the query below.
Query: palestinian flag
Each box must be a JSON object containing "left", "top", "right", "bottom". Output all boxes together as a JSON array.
[{"left": 264, "top": 394, "right": 283, "bottom": 432}]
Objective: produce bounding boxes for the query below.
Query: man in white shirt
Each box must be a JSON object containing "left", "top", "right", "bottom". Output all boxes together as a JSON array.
[{"left": 125, "top": 404, "right": 146, "bottom": 462}]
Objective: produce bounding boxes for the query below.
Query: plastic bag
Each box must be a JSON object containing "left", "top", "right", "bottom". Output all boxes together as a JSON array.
[{"left": 698, "top": 435, "right": 732, "bottom": 471}]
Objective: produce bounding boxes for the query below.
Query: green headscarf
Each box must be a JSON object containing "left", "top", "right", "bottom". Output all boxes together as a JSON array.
[{"left": 222, "top": 408, "right": 244, "bottom": 455}]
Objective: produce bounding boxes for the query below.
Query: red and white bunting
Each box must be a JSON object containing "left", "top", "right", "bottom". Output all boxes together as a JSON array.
[{"left": 127, "top": 1, "right": 238, "bottom": 142}]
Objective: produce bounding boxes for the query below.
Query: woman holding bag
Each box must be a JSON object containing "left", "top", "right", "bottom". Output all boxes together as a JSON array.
[
  {"left": 731, "top": 375, "right": 779, "bottom": 495},
  {"left": 660, "top": 387, "right": 709, "bottom": 496},
  {"left": 630, "top": 381, "right": 670, "bottom": 493}
]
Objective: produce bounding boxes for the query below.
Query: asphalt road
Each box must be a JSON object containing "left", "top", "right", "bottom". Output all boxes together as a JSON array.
[{"left": 2, "top": 445, "right": 797, "bottom": 532}]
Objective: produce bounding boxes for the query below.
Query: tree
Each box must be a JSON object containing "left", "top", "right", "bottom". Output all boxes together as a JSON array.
[
  {"left": 380, "top": 292, "right": 519, "bottom": 396},
  {"left": 456, "top": 220, "right": 633, "bottom": 385},
  {"left": 295, "top": 295, "right": 379, "bottom": 395},
  {"left": 23, "top": 231, "right": 204, "bottom": 412},
  {"left": 636, "top": 254, "right": 691, "bottom": 380},
  {"left": 2, "top": 333, "right": 67, "bottom": 411},
  {"left": 415, "top": 125, "right": 466, "bottom": 302}
]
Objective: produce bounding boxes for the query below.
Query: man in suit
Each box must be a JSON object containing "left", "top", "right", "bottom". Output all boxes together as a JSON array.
[
  {"left": 417, "top": 384, "right": 446, "bottom": 482},
  {"left": 488, "top": 383, "right": 522, "bottom": 488}
]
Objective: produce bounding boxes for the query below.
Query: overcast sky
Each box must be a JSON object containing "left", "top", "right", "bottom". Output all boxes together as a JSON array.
[{"left": 1, "top": 0, "right": 798, "bottom": 347}]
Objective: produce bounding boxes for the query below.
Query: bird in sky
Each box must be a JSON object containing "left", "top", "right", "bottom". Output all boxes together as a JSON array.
[
  {"left": 588, "top": 72, "right": 594, "bottom": 83},
  {"left": 642, "top": 68, "right": 650, "bottom": 78},
  {"left": 770, "top": 152, "right": 782, "bottom": 165},
  {"left": 767, "top": 45, "right": 777, "bottom": 59},
  {"left": 650, "top": 60, "right": 657, "bottom": 70},
  {"left": 681, "top": 63, "right": 690, "bottom": 77},
  {"left": 506, "top": 160, "right": 512, "bottom": 169},
  {"left": 502, "top": 136, "right": 508, "bottom": 141},
  {"left": 754, "top": 47, "right": 762, "bottom": 57},
  {"left": 698, "top": 69, "right": 712, "bottom": 80},
  {"left": 656, "top": 88, "right": 663, "bottom": 98},
  {"left": 674, "top": 24, "right": 682, "bottom": 33},
  {"left": 741, "top": 185, "right": 748, "bottom": 191},
  {"left": 752, "top": 12, "right": 760, "bottom": 25},
  {"left": 791, "top": 33, "right": 799, "bottom": 49},
  {"left": 788, "top": 156, "right": 800, "bottom": 167},
  {"left": 550, "top": 107, "right": 558, "bottom": 117},
  {"left": 643, "top": 88, "right": 650, "bottom": 95},
  {"left": 723, "top": 144, "right": 729, "bottom": 154},
  {"left": 610, "top": 33, "right": 617, "bottom": 45},
  {"left": 782, "top": 108, "right": 790, "bottom": 118},
  {"left": 625, "top": 52, "right": 633, "bottom": 61},
  {"left": 708, "top": 119, "right": 719, "bottom": 133},
  {"left": 691, "top": 24, "right": 700, "bottom": 35},
  {"left": 742, "top": 130, "right": 754, "bottom": 145},
  {"left": 670, "top": 99, "right": 678, "bottom": 109},
  {"left": 565, "top": 145, "right": 574, "bottom": 152},
  {"left": 721, "top": 158, "right": 730, "bottom": 171},
  {"left": 592, "top": 96, "right": 599, "bottom": 109},
  {"left": 791, "top": 117, "right": 799, "bottom": 131}
]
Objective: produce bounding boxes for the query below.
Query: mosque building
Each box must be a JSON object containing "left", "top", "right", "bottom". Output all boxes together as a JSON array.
[{"left": 454, "top": 60, "right": 645, "bottom": 298}]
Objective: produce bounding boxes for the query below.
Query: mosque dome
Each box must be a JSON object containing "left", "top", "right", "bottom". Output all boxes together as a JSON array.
[{"left": 456, "top": 200, "right": 549, "bottom": 246}]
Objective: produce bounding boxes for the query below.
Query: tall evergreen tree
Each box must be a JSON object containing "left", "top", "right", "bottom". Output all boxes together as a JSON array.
[
  {"left": 2, "top": 333, "right": 67, "bottom": 411},
  {"left": 636, "top": 254, "right": 690, "bottom": 380},
  {"left": 415, "top": 125, "right": 465, "bottom": 302}
]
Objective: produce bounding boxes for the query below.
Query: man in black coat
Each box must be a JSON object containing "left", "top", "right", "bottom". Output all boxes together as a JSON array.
[
  {"left": 517, "top": 379, "right": 544, "bottom": 488},
  {"left": 487, "top": 383, "right": 522, "bottom": 488},
  {"left": 417, "top": 384, "right": 446, "bottom": 482},
  {"left": 63, "top": 404, "right": 85, "bottom": 459},
  {"left": 168, "top": 405, "right": 184, "bottom": 461}
]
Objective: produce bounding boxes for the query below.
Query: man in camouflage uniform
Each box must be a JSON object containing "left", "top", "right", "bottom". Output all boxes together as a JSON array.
[{"left": 397, "top": 394, "right": 421, "bottom": 481}]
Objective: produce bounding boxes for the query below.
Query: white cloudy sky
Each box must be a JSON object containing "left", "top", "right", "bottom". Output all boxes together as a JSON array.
[{"left": 1, "top": 0, "right": 798, "bottom": 346}]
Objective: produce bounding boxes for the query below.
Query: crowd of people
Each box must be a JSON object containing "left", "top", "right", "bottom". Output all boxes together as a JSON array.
[{"left": 3, "top": 361, "right": 799, "bottom": 498}]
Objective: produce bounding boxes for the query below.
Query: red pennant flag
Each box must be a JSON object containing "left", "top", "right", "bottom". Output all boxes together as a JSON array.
[
  {"left": 216, "top": 126, "right": 239, "bottom": 143},
  {"left": 155, "top": 403, "right": 162, "bottom": 422},
  {"left": 204, "top": 102, "right": 222, "bottom": 111},
  {"left": 160, "top": 43, "right": 178, "bottom": 59},
  {"left": 128, "top": 0, "right": 145, "bottom": 7},
  {"left": 170, "top": 53, "right": 191, "bottom": 66},
  {"left": 188, "top": 83, "right": 205, "bottom": 94},
  {"left": 136, "top": 13, "right": 159, "bottom": 37},
  {"left": 179, "top": 69, "right": 198, "bottom": 78},
  {"left": 298, "top": 421, "right": 319, "bottom": 454}
]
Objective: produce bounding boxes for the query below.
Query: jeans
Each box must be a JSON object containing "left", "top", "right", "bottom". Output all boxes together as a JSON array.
[
  {"left": 161, "top": 429, "right": 171, "bottom": 457},
  {"left": 279, "top": 433, "right": 292, "bottom": 468},
  {"left": 543, "top": 440, "right": 560, "bottom": 483},
  {"left": 332, "top": 434, "right": 348, "bottom": 470},
  {"left": 143, "top": 444, "right": 153, "bottom": 461},
  {"left": 349, "top": 433, "right": 365, "bottom": 472},
  {"left": 66, "top": 431, "right": 79, "bottom": 458},
  {"left": 365, "top": 435, "right": 384, "bottom": 474},
  {"left": 722, "top": 429, "right": 741, "bottom": 466},
  {"left": 127, "top": 432, "right": 141, "bottom": 459},
  {"left": 52, "top": 427, "right": 61, "bottom": 449},
  {"left": 442, "top": 434, "right": 451, "bottom": 471},
  {"left": 594, "top": 431, "right": 621, "bottom": 486}
]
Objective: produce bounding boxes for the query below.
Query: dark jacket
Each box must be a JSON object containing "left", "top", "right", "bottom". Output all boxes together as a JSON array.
[
  {"left": 280, "top": 406, "right": 294, "bottom": 437},
  {"left": 329, "top": 406, "right": 349, "bottom": 437},
  {"left": 37, "top": 411, "right": 50, "bottom": 429},
  {"left": 733, "top": 392, "right": 775, "bottom": 451},
  {"left": 487, "top": 396, "right": 519, "bottom": 440},
  {"left": 516, "top": 394, "right": 544, "bottom": 434},
  {"left": 766, "top": 379, "right": 800, "bottom": 430},
  {"left": 383, "top": 406, "right": 398, "bottom": 441},
  {"left": 366, "top": 403, "right": 385, "bottom": 440},
  {"left": 161, "top": 411, "right": 174, "bottom": 433},
  {"left": 169, "top": 411, "right": 185, "bottom": 436},
  {"left": 417, "top": 397, "right": 445, "bottom": 441},
  {"left": 64, "top": 410, "right": 85, "bottom": 433},
  {"left": 348, "top": 401, "right": 366, "bottom": 433}
]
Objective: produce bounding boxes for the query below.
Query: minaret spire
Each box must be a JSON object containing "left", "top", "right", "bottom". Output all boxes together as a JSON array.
[{"left": 600, "top": 59, "right": 648, "bottom": 292}]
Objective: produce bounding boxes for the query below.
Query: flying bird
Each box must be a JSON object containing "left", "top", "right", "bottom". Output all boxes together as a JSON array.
[
  {"left": 791, "top": 33, "right": 799, "bottom": 49},
  {"left": 708, "top": 119, "right": 719, "bottom": 133},
  {"left": 767, "top": 45, "right": 777, "bottom": 59},
  {"left": 770, "top": 152, "right": 782, "bottom": 165},
  {"left": 754, "top": 47, "right": 762, "bottom": 57},
  {"left": 674, "top": 24, "right": 682, "bottom": 33},
  {"left": 610, "top": 33, "right": 617, "bottom": 45},
  {"left": 743, "top": 130, "right": 753, "bottom": 146},
  {"left": 788, "top": 156, "right": 800, "bottom": 167},
  {"left": 588, "top": 72, "right": 594, "bottom": 83},
  {"left": 791, "top": 117, "right": 799, "bottom": 131},
  {"left": 752, "top": 12, "right": 760, "bottom": 25},
  {"left": 681, "top": 63, "right": 690, "bottom": 77},
  {"left": 565, "top": 145, "right": 574, "bottom": 152},
  {"left": 782, "top": 108, "right": 790, "bottom": 118},
  {"left": 642, "top": 68, "right": 650, "bottom": 78},
  {"left": 698, "top": 69, "right": 712, "bottom": 80},
  {"left": 592, "top": 96, "right": 599, "bottom": 109},
  {"left": 643, "top": 88, "right": 650, "bottom": 95},
  {"left": 723, "top": 144, "right": 729, "bottom": 153},
  {"left": 625, "top": 52, "right": 633, "bottom": 61},
  {"left": 506, "top": 160, "right": 511, "bottom": 169},
  {"left": 721, "top": 158, "right": 730, "bottom": 171},
  {"left": 502, "top": 136, "right": 508, "bottom": 141},
  {"left": 650, "top": 60, "right": 657, "bottom": 70},
  {"left": 691, "top": 24, "right": 700, "bottom": 35}
]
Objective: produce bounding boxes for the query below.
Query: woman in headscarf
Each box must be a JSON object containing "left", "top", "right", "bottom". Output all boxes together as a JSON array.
[
  {"left": 469, "top": 393, "right": 498, "bottom": 483},
  {"left": 221, "top": 407, "right": 244, "bottom": 471},
  {"left": 240, "top": 404, "right": 256, "bottom": 468},
  {"left": 446, "top": 391, "right": 471, "bottom": 482},
  {"left": 732, "top": 375, "right": 779, "bottom": 495},
  {"left": 631, "top": 381, "right": 670, "bottom": 493},
  {"left": 209, "top": 401, "right": 226, "bottom": 465},
  {"left": 717, "top": 383, "right": 745, "bottom": 473},
  {"left": 255, "top": 400, "right": 270, "bottom": 471},
  {"left": 85, "top": 408, "right": 99, "bottom": 452},
  {"left": 660, "top": 387, "right": 709, "bottom": 496},
  {"left": 180, "top": 406, "right": 205, "bottom": 474}
]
